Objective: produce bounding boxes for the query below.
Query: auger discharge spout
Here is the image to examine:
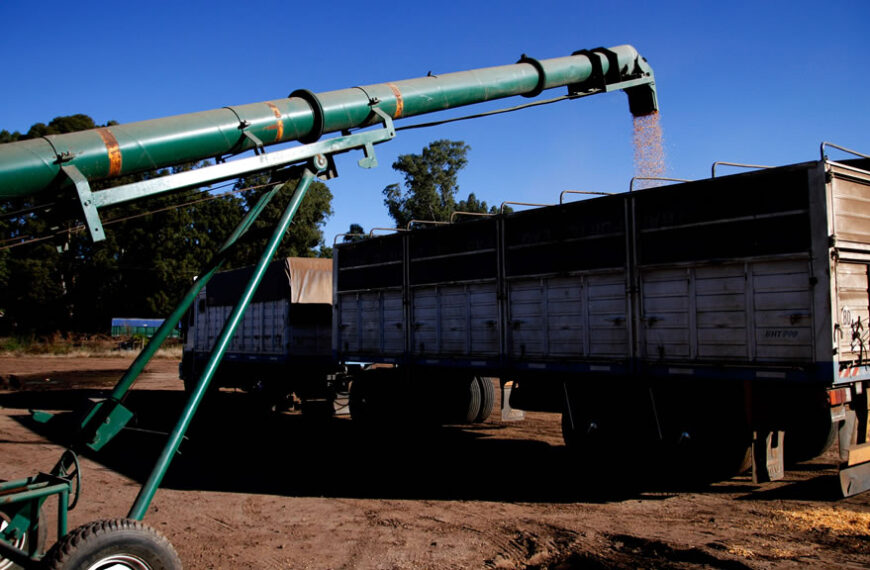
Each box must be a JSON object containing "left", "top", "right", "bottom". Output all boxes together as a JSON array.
[{"left": 0, "top": 45, "right": 655, "bottom": 201}]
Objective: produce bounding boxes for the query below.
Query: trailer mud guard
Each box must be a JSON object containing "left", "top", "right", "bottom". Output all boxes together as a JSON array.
[{"left": 837, "top": 383, "right": 870, "bottom": 497}]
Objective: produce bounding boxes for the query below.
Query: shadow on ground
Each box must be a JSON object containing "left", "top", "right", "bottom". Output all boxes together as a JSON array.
[{"left": 0, "top": 386, "right": 840, "bottom": 505}]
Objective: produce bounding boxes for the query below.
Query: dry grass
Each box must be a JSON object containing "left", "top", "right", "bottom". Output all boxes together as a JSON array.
[
  {"left": 0, "top": 335, "right": 183, "bottom": 359},
  {"left": 775, "top": 507, "right": 870, "bottom": 536}
]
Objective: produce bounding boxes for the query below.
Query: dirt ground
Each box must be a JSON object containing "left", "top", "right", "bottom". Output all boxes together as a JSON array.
[{"left": 1, "top": 356, "right": 869, "bottom": 569}]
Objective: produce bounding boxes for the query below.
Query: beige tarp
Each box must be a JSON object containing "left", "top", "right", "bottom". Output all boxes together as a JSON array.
[{"left": 283, "top": 257, "right": 333, "bottom": 304}]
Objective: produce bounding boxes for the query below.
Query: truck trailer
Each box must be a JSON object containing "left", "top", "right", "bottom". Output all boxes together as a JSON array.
[
  {"left": 179, "top": 256, "right": 338, "bottom": 412},
  {"left": 333, "top": 153, "right": 870, "bottom": 495}
]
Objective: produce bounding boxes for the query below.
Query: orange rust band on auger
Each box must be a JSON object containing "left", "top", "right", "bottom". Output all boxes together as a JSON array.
[
  {"left": 266, "top": 103, "right": 284, "bottom": 142},
  {"left": 387, "top": 83, "right": 404, "bottom": 118},
  {"left": 97, "top": 128, "right": 122, "bottom": 177}
]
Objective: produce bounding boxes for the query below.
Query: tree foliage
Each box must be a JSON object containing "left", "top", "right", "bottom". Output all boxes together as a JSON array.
[
  {"left": 226, "top": 173, "right": 333, "bottom": 268},
  {"left": 0, "top": 115, "right": 334, "bottom": 335},
  {"left": 342, "top": 223, "right": 365, "bottom": 243},
  {"left": 382, "top": 140, "right": 497, "bottom": 228}
]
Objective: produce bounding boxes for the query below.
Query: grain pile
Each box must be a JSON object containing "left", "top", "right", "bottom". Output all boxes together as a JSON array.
[
  {"left": 632, "top": 111, "right": 666, "bottom": 188},
  {"left": 776, "top": 507, "right": 870, "bottom": 536}
]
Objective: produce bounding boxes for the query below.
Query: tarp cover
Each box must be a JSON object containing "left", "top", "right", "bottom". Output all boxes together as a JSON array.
[
  {"left": 206, "top": 257, "right": 332, "bottom": 306},
  {"left": 284, "top": 257, "right": 332, "bottom": 304}
]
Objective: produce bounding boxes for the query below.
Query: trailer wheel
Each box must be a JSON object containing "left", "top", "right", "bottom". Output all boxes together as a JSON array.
[
  {"left": 0, "top": 504, "right": 46, "bottom": 570},
  {"left": 672, "top": 429, "right": 752, "bottom": 481},
  {"left": 667, "top": 412, "right": 752, "bottom": 481},
  {"left": 473, "top": 377, "right": 495, "bottom": 423},
  {"left": 42, "top": 518, "right": 181, "bottom": 570},
  {"left": 561, "top": 407, "right": 604, "bottom": 455},
  {"left": 457, "top": 376, "right": 482, "bottom": 424},
  {"left": 784, "top": 392, "right": 837, "bottom": 465}
]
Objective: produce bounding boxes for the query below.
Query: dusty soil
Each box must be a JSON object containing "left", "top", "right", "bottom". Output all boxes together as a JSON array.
[{"left": 1, "top": 356, "right": 869, "bottom": 569}]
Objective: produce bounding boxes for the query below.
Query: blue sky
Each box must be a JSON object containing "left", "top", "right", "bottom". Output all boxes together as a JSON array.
[{"left": 1, "top": 0, "right": 868, "bottom": 244}]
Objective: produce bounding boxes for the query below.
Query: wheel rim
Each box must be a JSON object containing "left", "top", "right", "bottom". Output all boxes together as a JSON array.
[
  {"left": 0, "top": 516, "right": 27, "bottom": 570},
  {"left": 86, "top": 554, "right": 153, "bottom": 570}
]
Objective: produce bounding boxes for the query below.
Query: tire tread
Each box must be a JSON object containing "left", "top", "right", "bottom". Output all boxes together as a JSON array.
[{"left": 43, "top": 518, "right": 181, "bottom": 570}]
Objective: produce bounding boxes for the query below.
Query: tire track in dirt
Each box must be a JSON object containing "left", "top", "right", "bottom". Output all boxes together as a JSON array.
[
  {"left": 332, "top": 501, "right": 386, "bottom": 570},
  {"left": 483, "top": 522, "right": 583, "bottom": 569},
  {"left": 409, "top": 501, "right": 585, "bottom": 569}
]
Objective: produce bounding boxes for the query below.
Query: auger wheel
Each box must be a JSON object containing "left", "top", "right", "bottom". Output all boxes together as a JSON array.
[{"left": 42, "top": 519, "right": 181, "bottom": 570}]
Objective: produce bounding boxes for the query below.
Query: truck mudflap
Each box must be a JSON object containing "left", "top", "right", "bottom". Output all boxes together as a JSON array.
[
  {"left": 839, "top": 446, "right": 870, "bottom": 497},
  {"left": 751, "top": 430, "right": 785, "bottom": 483},
  {"left": 833, "top": 383, "right": 870, "bottom": 497},
  {"left": 500, "top": 380, "right": 525, "bottom": 422}
]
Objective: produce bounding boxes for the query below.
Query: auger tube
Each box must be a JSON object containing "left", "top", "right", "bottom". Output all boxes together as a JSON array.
[{"left": 0, "top": 45, "right": 656, "bottom": 199}]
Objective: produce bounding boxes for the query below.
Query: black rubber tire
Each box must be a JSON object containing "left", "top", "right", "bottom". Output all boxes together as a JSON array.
[
  {"left": 561, "top": 396, "right": 608, "bottom": 455},
  {"left": 42, "top": 518, "right": 181, "bottom": 570},
  {"left": 0, "top": 504, "right": 46, "bottom": 570},
  {"left": 561, "top": 409, "right": 598, "bottom": 454},
  {"left": 784, "top": 397, "right": 837, "bottom": 465},
  {"left": 473, "top": 377, "right": 495, "bottom": 423},
  {"left": 665, "top": 413, "right": 752, "bottom": 481},
  {"left": 349, "top": 368, "right": 408, "bottom": 427},
  {"left": 459, "top": 376, "right": 482, "bottom": 424}
]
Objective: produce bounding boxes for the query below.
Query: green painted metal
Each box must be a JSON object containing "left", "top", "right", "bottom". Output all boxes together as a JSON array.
[
  {"left": 128, "top": 162, "right": 323, "bottom": 521},
  {"left": 0, "top": 465, "right": 75, "bottom": 567},
  {"left": 72, "top": 109, "right": 394, "bottom": 241},
  {"left": 0, "top": 166, "right": 311, "bottom": 564},
  {"left": 70, "top": 166, "right": 290, "bottom": 451},
  {"left": 0, "top": 45, "right": 655, "bottom": 199},
  {"left": 79, "top": 399, "right": 135, "bottom": 452},
  {"left": 65, "top": 119, "right": 395, "bottom": 453}
]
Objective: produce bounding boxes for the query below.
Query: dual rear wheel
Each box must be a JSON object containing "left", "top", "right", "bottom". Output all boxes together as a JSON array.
[{"left": 349, "top": 371, "right": 495, "bottom": 426}]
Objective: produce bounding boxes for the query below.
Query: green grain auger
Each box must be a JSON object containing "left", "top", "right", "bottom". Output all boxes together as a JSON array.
[{"left": 0, "top": 45, "right": 656, "bottom": 569}]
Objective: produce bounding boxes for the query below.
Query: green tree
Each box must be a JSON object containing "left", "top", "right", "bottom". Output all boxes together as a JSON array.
[
  {"left": 0, "top": 115, "right": 334, "bottom": 334},
  {"left": 382, "top": 140, "right": 503, "bottom": 227},
  {"left": 226, "top": 173, "right": 334, "bottom": 268},
  {"left": 25, "top": 114, "right": 100, "bottom": 138},
  {"left": 0, "top": 130, "right": 21, "bottom": 144},
  {"left": 341, "top": 223, "right": 365, "bottom": 244}
]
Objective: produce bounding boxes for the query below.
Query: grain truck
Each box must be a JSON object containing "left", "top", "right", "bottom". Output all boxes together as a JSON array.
[
  {"left": 180, "top": 149, "right": 870, "bottom": 496},
  {"left": 179, "top": 257, "right": 340, "bottom": 413},
  {"left": 334, "top": 149, "right": 870, "bottom": 495}
]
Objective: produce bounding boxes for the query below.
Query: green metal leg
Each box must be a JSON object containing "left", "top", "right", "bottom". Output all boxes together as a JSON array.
[
  {"left": 71, "top": 177, "right": 292, "bottom": 452},
  {"left": 128, "top": 162, "right": 322, "bottom": 520},
  {"left": 108, "top": 177, "right": 287, "bottom": 403}
]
